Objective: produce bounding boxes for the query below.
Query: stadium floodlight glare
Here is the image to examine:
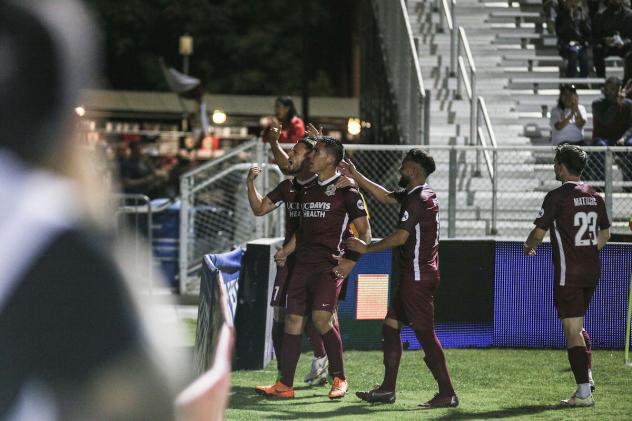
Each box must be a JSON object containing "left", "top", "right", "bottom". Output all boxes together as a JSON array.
[
  {"left": 212, "top": 109, "right": 227, "bottom": 124},
  {"left": 74, "top": 106, "right": 85, "bottom": 117},
  {"left": 347, "top": 117, "right": 361, "bottom": 136}
]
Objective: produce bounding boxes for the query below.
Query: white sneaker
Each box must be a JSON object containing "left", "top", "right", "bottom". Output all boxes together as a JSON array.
[
  {"left": 561, "top": 393, "right": 594, "bottom": 407},
  {"left": 304, "top": 355, "right": 328, "bottom": 386}
]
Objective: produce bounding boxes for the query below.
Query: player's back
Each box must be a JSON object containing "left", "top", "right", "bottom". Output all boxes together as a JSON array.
[{"left": 540, "top": 182, "right": 609, "bottom": 287}]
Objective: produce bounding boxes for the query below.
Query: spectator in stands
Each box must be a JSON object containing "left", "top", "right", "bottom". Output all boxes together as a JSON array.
[
  {"left": 197, "top": 131, "right": 220, "bottom": 159},
  {"left": 592, "top": 0, "right": 632, "bottom": 78},
  {"left": 556, "top": 0, "right": 591, "bottom": 78},
  {"left": 273, "top": 96, "right": 305, "bottom": 144},
  {"left": 591, "top": 77, "right": 632, "bottom": 187},
  {"left": 550, "top": 85, "right": 588, "bottom": 145},
  {"left": 118, "top": 141, "right": 169, "bottom": 197}
]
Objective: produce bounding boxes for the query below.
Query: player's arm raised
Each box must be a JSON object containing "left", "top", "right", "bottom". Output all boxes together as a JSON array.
[
  {"left": 247, "top": 166, "right": 278, "bottom": 216},
  {"left": 338, "top": 159, "right": 398, "bottom": 205},
  {"left": 266, "top": 120, "right": 291, "bottom": 173}
]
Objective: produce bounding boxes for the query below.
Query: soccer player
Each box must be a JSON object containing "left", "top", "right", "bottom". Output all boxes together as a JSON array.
[
  {"left": 524, "top": 144, "right": 610, "bottom": 407},
  {"left": 247, "top": 124, "right": 329, "bottom": 386},
  {"left": 256, "top": 136, "right": 371, "bottom": 399},
  {"left": 343, "top": 149, "right": 459, "bottom": 408}
]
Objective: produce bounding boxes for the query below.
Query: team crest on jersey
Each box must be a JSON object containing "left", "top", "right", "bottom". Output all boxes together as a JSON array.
[
  {"left": 401, "top": 211, "right": 409, "bottom": 222},
  {"left": 325, "top": 184, "right": 336, "bottom": 196},
  {"left": 537, "top": 208, "right": 544, "bottom": 218},
  {"left": 356, "top": 199, "right": 365, "bottom": 210}
]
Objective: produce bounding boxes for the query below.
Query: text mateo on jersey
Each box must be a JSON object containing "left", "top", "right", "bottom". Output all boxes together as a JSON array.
[{"left": 573, "top": 197, "right": 597, "bottom": 207}]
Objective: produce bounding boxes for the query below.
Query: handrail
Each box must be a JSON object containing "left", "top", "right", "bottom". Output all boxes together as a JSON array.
[
  {"left": 476, "top": 96, "right": 498, "bottom": 234},
  {"left": 372, "top": 0, "right": 429, "bottom": 144},
  {"left": 182, "top": 139, "right": 257, "bottom": 179},
  {"left": 456, "top": 26, "right": 477, "bottom": 147},
  {"left": 439, "top": 0, "right": 457, "bottom": 75}
]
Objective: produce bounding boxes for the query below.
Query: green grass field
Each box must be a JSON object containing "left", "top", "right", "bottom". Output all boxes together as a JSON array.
[{"left": 227, "top": 349, "right": 631, "bottom": 420}]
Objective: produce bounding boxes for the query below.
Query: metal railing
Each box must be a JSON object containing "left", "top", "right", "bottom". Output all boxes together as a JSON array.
[
  {"left": 438, "top": 0, "right": 458, "bottom": 77},
  {"left": 371, "top": 0, "right": 430, "bottom": 145},
  {"left": 179, "top": 140, "right": 284, "bottom": 294}
]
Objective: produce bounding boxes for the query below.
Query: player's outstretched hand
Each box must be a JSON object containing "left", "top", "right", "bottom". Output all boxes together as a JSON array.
[
  {"left": 338, "top": 158, "right": 358, "bottom": 179},
  {"left": 335, "top": 176, "right": 356, "bottom": 189},
  {"left": 345, "top": 237, "right": 368, "bottom": 254},
  {"left": 274, "top": 247, "right": 287, "bottom": 267},
  {"left": 332, "top": 254, "right": 356, "bottom": 279},
  {"left": 247, "top": 165, "right": 262, "bottom": 182},
  {"left": 523, "top": 244, "right": 536, "bottom": 256},
  {"left": 263, "top": 120, "right": 282, "bottom": 143},
  {"left": 305, "top": 123, "right": 323, "bottom": 137}
]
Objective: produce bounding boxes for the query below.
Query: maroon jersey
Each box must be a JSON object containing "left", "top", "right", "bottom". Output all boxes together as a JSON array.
[
  {"left": 394, "top": 184, "right": 440, "bottom": 282},
  {"left": 265, "top": 175, "right": 318, "bottom": 245},
  {"left": 534, "top": 181, "right": 610, "bottom": 287},
  {"left": 296, "top": 173, "right": 368, "bottom": 265}
]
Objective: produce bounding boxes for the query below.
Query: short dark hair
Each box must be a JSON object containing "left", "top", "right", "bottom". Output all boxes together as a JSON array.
[
  {"left": 404, "top": 149, "right": 436, "bottom": 176},
  {"left": 314, "top": 136, "right": 344, "bottom": 165},
  {"left": 555, "top": 144, "right": 586, "bottom": 176},
  {"left": 298, "top": 137, "right": 316, "bottom": 151},
  {"left": 604, "top": 76, "right": 622, "bottom": 89}
]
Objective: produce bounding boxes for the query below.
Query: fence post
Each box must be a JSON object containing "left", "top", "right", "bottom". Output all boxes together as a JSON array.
[
  {"left": 424, "top": 90, "right": 431, "bottom": 145},
  {"left": 456, "top": 35, "right": 462, "bottom": 100},
  {"left": 450, "top": 0, "right": 457, "bottom": 76},
  {"left": 491, "top": 148, "right": 498, "bottom": 235},
  {"left": 255, "top": 139, "right": 265, "bottom": 238},
  {"left": 179, "top": 176, "right": 192, "bottom": 295},
  {"left": 448, "top": 145, "right": 457, "bottom": 238},
  {"left": 605, "top": 148, "right": 613, "bottom": 220}
]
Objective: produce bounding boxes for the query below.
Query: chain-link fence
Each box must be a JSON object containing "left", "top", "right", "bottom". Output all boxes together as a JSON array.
[
  {"left": 179, "top": 140, "right": 284, "bottom": 294},
  {"left": 179, "top": 141, "right": 632, "bottom": 294}
]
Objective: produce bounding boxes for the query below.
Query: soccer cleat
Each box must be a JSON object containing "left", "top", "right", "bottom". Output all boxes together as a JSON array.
[
  {"left": 356, "top": 385, "right": 396, "bottom": 404},
  {"left": 418, "top": 393, "right": 459, "bottom": 409},
  {"left": 328, "top": 377, "right": 348, "bottom": 399},
  {"left": 254, "top": 380, "right": 295, "bottom": 399},
  {"left": 561, "top": 393, "right": 594, "bottom": 407},
  {"left": 590, "top": 379, "right": 595, "bottom": 392},
  {"left": 304, "top": 355, "right": 329, "bottom": 386}
]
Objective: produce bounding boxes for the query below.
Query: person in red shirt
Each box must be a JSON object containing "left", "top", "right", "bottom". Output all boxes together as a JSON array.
[
  {"left": 524, "top": 144, "right": 610, "bottom": 407},
  {"left": 274, "top": 96, "right": 305, "bottom": 144},
  {"left": 342, "top": 149, "right": 458, "bottom": 409}
]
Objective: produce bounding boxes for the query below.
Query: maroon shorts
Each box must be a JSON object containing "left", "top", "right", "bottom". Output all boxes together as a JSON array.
[
  {"left": 386, "top": 279, "right": 438, "bottom": 331},
  {"left": 270, "top": 255, "right": 296, "bottom": 307},
  {"left": 553, "top": 284, "right": 596, "bottom": 318},
  {"left": 285, "top": 262, "right": 344, "bottom": 316}
]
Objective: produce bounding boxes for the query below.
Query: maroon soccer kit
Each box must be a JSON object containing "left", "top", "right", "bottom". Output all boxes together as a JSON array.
[
  {"left": 386, "top": 184, "right": 440, "bottom": 330},
  {"left": 285, "top": 173, "right": 368, "bottom": 316},
  {"left": 265, "top": 175, "right": 317, "bottom": 306},
  {"left": 533, "top": 181, "right": 610, "bottom": 318}
]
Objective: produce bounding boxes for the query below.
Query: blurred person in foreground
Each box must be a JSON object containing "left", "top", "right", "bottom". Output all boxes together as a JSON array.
[
  {"left": 524, "top": 144, "right": 610, "bottom": 407},
  {"left": 0, "top": 1, "right": 209, "bottom": 420},
  {"left": 550, "top": 85, "right": 587, "bottom": 146}
]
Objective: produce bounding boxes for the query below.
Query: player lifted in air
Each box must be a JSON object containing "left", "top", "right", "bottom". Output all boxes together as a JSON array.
[
  {"left": 257, "top": 136, "right": 371, "bottom": 400},
  {"left": 343, "top": 149, "right": 459, "bottom": 408},
  {"left": 524, "top": 144, "right": 610, "bottom": 407}
]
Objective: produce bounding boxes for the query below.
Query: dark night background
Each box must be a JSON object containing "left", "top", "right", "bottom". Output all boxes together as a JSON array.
[{"left": 85, "top": 0, "right": 359, "bottom": 97}]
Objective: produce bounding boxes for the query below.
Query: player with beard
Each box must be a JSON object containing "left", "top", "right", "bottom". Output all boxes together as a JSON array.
[
  {"left": 524, "top": 144, "right": 610, "bottom": 407},
  {"left": 256, "top": 136, "right": 371, "bottom": 399},
  {"left": 343, "top": 149, "right": 459, "bottom": 409}
]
